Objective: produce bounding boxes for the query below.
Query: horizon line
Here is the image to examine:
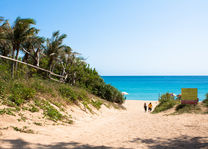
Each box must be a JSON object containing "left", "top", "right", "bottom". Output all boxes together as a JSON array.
[{"left": 101, "top": 74, "right": 208, "bottom": 76}]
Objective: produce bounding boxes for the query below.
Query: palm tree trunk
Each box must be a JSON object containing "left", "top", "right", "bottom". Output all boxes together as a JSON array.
[
  {"left": 35, "top": 48, "right": 40, "bottom": 67},
  {"left": 15, "top": 46, "right": 20, "bottom": 72},
  {"left": 73, "top": 72, "right": 76, "bottom": 85},
  {"left": 48, "top": 58, "right": 53, "bottom": 72},
  {"left": 11, "top": 47, "right": 15, "bottom": 78}
]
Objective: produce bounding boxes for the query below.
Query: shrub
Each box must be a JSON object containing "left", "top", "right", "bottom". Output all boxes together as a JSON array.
[
  {"left": 153, "top": 93, "right": 177, "bottom": 113},
  {"left": 0, "top": 108, "right": 16, "bottom": 116},
  {"left": 9, "top": 83, "right": 36, "bottom": 106},
  {"left": 203, "top": 94, "right": 208, "bottom": 107},
  {"left": 34, "top": 122, "right": 42, "bottom": 126},
  {"left": 59, "top": 85, "right": 78, "bottom": 102},
  {"left": 0, "top": 62, "right": 11, "bottom": 81},
  {"left": 72, "top": 68, "right": 125, "bottom": 104},
  {"left": 34, "top": 99, "right": 62, "bottom": 121},
  {"left": 77, "top": 89, "right": 88, "bottom": 100},
  {"left": 29, "top": 104, "right": 39, "bottom": 112},
  {"left": 18, "top": 113, "right": 27, "bottom": 122},
  {"left": 176, "top": 104, "right": 201, "bottom": 113},
  {"left": 90, "top": 82, "right": 125, "bottom": 104},
  {"left": 2, "top": 99, "right": 17, "bottom": 107},
  {"left": 91, "top": 100, "right": 103, "bottom": 110},
  {"left": 82, "top": 100, "right": 93, "bottom": 113},
  {"left": 45, "top": 105, "right": 62, "bottom": 121},
  {"left": 31, "top": 81, "right": 46, "bottom": 93},
  {"left": 203, "top": 99, "right": 208, "bottom": 107},
  {"left": 0, "top": 81, "right": 6, "bottom": 99},
  {"left": 12, "top": 126, "right": 34, "bottom": 134},
  {"left": 159, "top": 93, "right": 175, "bottom": 103},
  {"left": 30, "top": 80, "right": 53, "bottom": 94}
]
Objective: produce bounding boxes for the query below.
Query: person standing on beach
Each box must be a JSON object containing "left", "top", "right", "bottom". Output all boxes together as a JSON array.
[
  {"left": 148, "top": 103, "right": 152, "bottom": 112},
  {"left": 144, "top": 103, "right": 147, "bottom": 112}
]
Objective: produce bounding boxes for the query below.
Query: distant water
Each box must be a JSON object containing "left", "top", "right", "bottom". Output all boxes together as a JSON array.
[{"left": 102, "top": 76, "right": 208, "bottom": 101}]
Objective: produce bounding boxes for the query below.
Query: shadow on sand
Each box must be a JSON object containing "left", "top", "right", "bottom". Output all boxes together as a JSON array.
[
  {"left": 130, "top": 135, "right": 208, "bottom": 149},
  {"left": 0, "top": 139, "right": 130, "bottom": 149},
  {"left": 2, "top": 135, "right": 208, "bottom": 149}
]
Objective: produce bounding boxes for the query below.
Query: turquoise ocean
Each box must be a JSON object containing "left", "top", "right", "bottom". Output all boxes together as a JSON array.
[{"left": 102, "top": 76, "right": 208, "bottom": 101}]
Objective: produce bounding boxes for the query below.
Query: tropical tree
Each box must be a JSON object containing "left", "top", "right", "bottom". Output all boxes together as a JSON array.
[
  {"left": 0, "top": 16, "right": 125, "bottom": 103},
  {"left": 22, "top": 36, "right": 45, "bottom": 66},
  {"left": 45, "top": 31, "right": 67, "bottom": 71},
  {"left": 0, "top": 19, "right": 12, "bottom": 56},
  {"left": 0, "top": 17, "right": 37, "bottom": 77}
]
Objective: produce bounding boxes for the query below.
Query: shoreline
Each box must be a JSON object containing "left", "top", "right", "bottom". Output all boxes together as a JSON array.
[{"left": 125, "top": 99, "right": 158, "bottom": 101}]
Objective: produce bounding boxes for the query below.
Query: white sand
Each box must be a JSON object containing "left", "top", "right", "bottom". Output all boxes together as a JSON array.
[{"left": 1, "top": 100, "right": 208, "bottom": 149}]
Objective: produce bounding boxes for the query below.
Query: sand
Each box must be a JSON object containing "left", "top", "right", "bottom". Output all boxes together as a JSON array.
[{"left": 0, "top": 100, "right": 208, "bottom": 149}]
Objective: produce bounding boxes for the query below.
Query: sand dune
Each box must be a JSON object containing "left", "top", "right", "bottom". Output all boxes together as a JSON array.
[{"left": 1, "top": 100, "right": 208, "bottom": 149}]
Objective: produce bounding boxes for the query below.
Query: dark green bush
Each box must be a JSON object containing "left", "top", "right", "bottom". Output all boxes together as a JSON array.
[
  {"left": 89, "top": 81, "right": 124, "bottom": 104},
  {"left": 67, "top": 65, "right": 125, "bottom": 104},
  {"left": 203, "top": 99, "right": 208, "bottom": 107},
  {"left": 153, "top": 93, "right": 177, "bottom": 113},
  {"left": 203, "top": 94, "right": 208, "bottom": 107},
  {"left": 176, "top": 104, "right": 201, "bottom": 113}
]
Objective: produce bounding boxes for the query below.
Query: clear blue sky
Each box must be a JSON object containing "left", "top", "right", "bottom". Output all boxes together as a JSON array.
[{"left": 1, "top": 0, "right": 208, "bottom": 76}]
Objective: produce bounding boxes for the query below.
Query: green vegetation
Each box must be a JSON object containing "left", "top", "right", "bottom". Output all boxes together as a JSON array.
[
  {"left": 91, "top": 100, "right": 103, "bottom": 110},
  {"left": 34, "top": 99, "right": 63, "bottom": 121},
  {"left": 28, "top": 104, "right": 39, "bottom": 112},
  {"left": 34, "top": 122, "right": 42, "bottom": 126},
  {"left": 12, "top": 126, "right": 34, "bottom": 134},
  {"left": 9, "top": 83, "right": 36, "bottom": 106},
  {"left": 153, "top": 93, "right": 178, "bottom": 113},
  {"left": 202, "top": 94, "right": 208, "bottom": 113},
  {"left": 0, "top": 16, "right": 125, "bottom": 126},
  {"left": 202, "top": 93, "right": 208, "bottom": 107},
  {"left": 0, "top": 108, "right": 16, "bottom": 116},
  {"left": 175, "top": 104, "right": 201, "bottom": 114},
  {"left": 59, "top": 85, "right": 78, "bottom": 102},
  {"left": 18, "top": 113, "right": 27, "bottom": 122},
  {"left": 0, "top": 16, "right": 124, "bottom": 104},
  {"left": 153, "top": 92, "right": 208, "bottom": 114}
]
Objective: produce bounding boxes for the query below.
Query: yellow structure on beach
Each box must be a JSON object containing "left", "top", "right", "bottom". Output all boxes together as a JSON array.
[
  {"left": 181, "top": 88, "right": 198, "bottom": 100},
  {"left": 181, "top": 88, "right": 198, "bottom": 104}
]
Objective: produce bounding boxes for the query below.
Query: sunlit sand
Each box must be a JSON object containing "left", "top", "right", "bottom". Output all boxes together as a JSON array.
[{"left": 1, "top": 100, "right": 208, "bottom": 148}]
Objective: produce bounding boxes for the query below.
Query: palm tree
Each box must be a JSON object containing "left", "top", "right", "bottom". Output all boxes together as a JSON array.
[
  {"left": 0, "top": 18, "right": 12, "bottom": 56},
  {"left": 0, "top": 16, "right": 4, "bottom": 31},
  {"left": 0, "top": 17, "right": 3, "bottom": 22},
  {"left": 0, "top": 17, "right": 37, "bottom": 77},
  {"left": 22, "top": 36, "right": 45, "bottom": 66},
  {"left": 45, "top": 31, "right": 67, "bottom": 71}
]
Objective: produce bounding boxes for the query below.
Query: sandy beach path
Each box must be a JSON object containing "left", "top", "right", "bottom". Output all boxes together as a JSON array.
[{"left": 1, "top": 100, "right": 208, "bottom": 149}]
